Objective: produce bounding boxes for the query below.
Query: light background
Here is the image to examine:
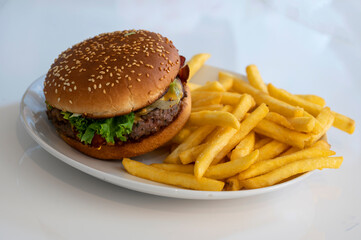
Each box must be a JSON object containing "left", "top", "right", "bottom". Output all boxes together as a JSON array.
[{"left": 1, "top": 1, "right": 360, "bottom": 239}]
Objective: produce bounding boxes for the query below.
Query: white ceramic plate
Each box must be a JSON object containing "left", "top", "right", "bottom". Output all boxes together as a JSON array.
[{"left": 20, "top": 65, "right": 312, "bottom": 200}]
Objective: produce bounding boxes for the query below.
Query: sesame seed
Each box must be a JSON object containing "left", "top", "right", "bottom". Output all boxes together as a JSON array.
[
  {"left": 93, "top": 84, "right": 97, "bottom": 89},
  {"left": 99, "top": 83, "right": 102, "bottom": 88},
  {"left": 88, "top": 87, "right": 91, "bottom": 92},
  {"left": 69, "top": 100, "right": 73, "bottom": 104},
  {"left": 103, "top": 89, "right": 106, "bottom": 94},
  {"left": 58, "top": 97, "right": 60, "bottom": 102}
]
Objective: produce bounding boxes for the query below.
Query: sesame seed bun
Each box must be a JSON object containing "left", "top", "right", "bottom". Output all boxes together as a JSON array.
[
  {"left": 44, "top": 30, "right": 181, "bottom": 118},
  {"left": 59, "top": 85, "right": 191, "bottom": 160}
]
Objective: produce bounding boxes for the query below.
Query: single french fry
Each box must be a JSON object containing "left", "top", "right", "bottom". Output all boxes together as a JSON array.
[
  {"left": 254, "top": 119, "right": 311, "bottom": 149},
  {"left": 332, "top": 111, "right": 355, "bottom": 134},
  {"left": 265, "top": 112, "right": 293, "bottom": 129},
  {"left": 307, "top": 107, "right": 335, "bottom": 145},
  {"left": 232, "top": 76, "right": 303, "bottom": 117},
  {"left": 296, "top": 94, "right": 326, "bottom": 107},
  {"left": 179, "top": 143, "right": 206, "bottom": 165},
  {"left": 225, "top": 176, "right": 242, "bottom": 191},
  {"left": 212, "top": 103, "right": 269, "bottom": 165},
  {"left": 220, "top": 92, "right": 243, "bottom": 105},
  {"left": 191, "top": 104, "right": 224, "bottom": 112},
  {"left": 257, "top": 140, "right": 289, "bottom": 162},
  {"left": 151, "top": 163, "right": 194, "bottom": 174},
  {"left": 164, "top": 125, "right": 216, "bottom": 164},
  {"left": 240, "top": 157, "right": 343, "bottom": 189},
  {"left": 191, "top": 91, "right": 221, "bottom": 103},
  {"left": 192, "top": 81, "right": 225, "bottom": 92},
  {"left": 205, "top": 150, "right": 259, "bottom": 180},
  {"left": 218, "top": 72, "right": 234, "bottom": 91},
  {"left": 254, "top": 137, "right": 273, "bottom": 149},
  {"left": 187, "top": 53, "right": 211, "bottom": 81},
  {"left": 311, "top": 140, "right": 330, "bottom": 150},
  {"left": 278, "top": 147, "right": 300, "bottom": 157},
  {"left": 187, "top": 82, "right": 201, "bottom": 91},
  {"left": 246, "top": 64, "right": 268, "bottom": 93},
  {"left": 171, "top": 128, "right": 192, "bottom": 144},
  {"left": 192, "top": 94, "right": 222, "bottom": 108},
  {"left": 188, "top": 111, "right": 241, "bottom": 129},
  {"left": 287, "top": 117, "right": 316, "bottom": 133},
  {"left": 192, "top": 91, "right": 243, "bottom": 106},
  {"left": 238, "top": 147, "right": 336, "bottom": 180},
  {"left": 194, "top": 95, "right": 256, "bottom": 178},
  {"left": 230, "top": 131, "right": 255, "bottom": 161},
  {"left": 123, "top": 158, "right": 224, "bottom": 191},
  {"left": 303, "top": 111, "right": 323, "bottom": 134}
]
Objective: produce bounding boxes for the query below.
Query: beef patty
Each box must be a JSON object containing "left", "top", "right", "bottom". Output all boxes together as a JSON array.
[{"left": 46, "top": 99, "right": 182, "bottom": 146}]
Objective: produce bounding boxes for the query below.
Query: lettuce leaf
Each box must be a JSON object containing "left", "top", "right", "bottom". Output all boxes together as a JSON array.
[{"left": 62, "top": 112, "right": 134, "bottom": 145}]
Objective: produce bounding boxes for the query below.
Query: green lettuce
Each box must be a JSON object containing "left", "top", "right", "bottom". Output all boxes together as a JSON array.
[{"left": 61, "top": 111, "right": 134, "bottom": 145}]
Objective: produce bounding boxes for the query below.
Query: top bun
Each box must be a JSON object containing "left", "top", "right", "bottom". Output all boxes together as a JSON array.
[{"left": 44, "top": 30, "right": 181, "bottom": 118}]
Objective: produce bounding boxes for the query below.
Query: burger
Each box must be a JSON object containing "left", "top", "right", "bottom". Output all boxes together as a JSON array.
[{"left": 43, "top": 30, "right": 191, "bottom": 160}]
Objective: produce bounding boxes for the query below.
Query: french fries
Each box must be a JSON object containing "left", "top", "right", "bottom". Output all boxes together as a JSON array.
[{"left": 121, "top": 58, "right": 353, "bottom": 192}]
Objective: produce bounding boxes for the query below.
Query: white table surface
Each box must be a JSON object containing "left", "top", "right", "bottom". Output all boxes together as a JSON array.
[{"left": 1, "top": 0, "right": 361, "bottom": 239}]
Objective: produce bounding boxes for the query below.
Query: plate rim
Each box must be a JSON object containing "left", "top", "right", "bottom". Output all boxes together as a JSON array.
[{"left": 19, "top": 66, "right": 313, "bottom": 200}]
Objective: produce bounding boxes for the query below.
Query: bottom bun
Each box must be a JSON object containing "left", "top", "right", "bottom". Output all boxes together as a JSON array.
[{"left": 60, "top": 85, "right": 191, "bottom": 160}]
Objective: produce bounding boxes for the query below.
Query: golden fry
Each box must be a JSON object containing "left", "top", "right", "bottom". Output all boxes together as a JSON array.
[
  {"left": 188, "top": 110, "right": 241, "bottom": 129},
  {"left": 288, "top": 117, "right": 316, "bottom": 133},
  {"left": 265, "top": 112, "right": 293, "bottom": 129},
  {"left": 151, "top": 163, "right": 194, "bottom": 174},
  {"left": 218, "top": 72, "right": 234, "bottom": 91},
  {"left": 205, "top": 150, "right": 259, "bottom": 180},
  {"left": 332, "top": 111, "right": 355, "bottom": 134},
  {"left": 179, "top": 143, "right": 206, "bottom": 165},
  {"left": 307, "top": 107, "right": 335, "bottom": 145},
  {"left": 246, "top": 64, "right": 268, "bottom": 93},
  {"left": 254, "top": 137, "right": 273, "bottom": 149},
  {"left": 191, "top": 104, "right": 224, "bottom": 112},
  {"left": 225, "top": 176, "right": 242, "bottom": 191},
  {"left": 240, "top": 157, "right": 343, "bottom": 189},
  {"left": 123, "top": 158, "right": 224, "bottom": 191},
  {"left": 257, "top": 140, "right": 289, "bottom": 162},
  {"left": 192, "top": 81, "right": 225, "bottom": 92},
  {"left": 171, "top": 127, "right": 192, "bottom": 144},
  {"left": 187, "top": 53, "right": 211, "bottom": 81},
  {"left": 230, "top": 131, "right": 255, "bottom": 161},
  {"left": 296, "top": 94, "right": 326, "bottom": 107},
  {"left": 192, "top": 94, "right": 222, "bottom": 108}
]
